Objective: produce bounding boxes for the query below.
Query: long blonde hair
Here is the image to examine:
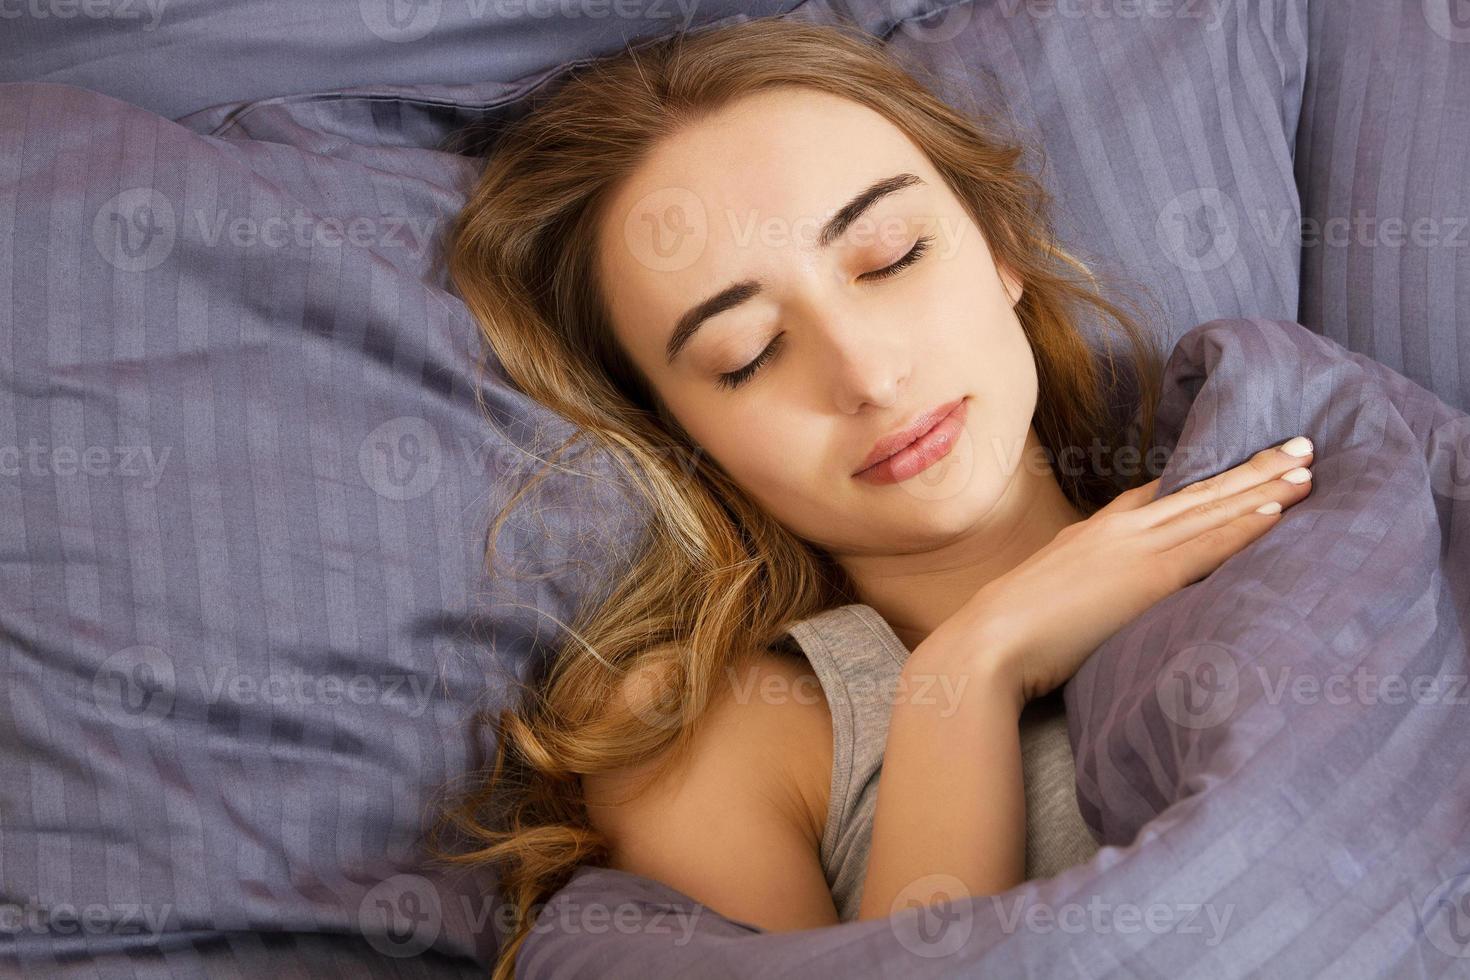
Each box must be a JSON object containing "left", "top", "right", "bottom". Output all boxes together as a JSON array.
[{"left": 432, "top": 16, "right": 1166, "bottom": 979}]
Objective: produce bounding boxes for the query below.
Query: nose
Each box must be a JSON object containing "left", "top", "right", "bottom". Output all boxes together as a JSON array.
[
  {"left": 839, "top": 367, "right": 903, "bottom": 415},
  {"left": 773, "top": 258, "right": 913, "bottom": 412},
  {"left": 807, "top": 302, "right": 910, "bottom": 415}
]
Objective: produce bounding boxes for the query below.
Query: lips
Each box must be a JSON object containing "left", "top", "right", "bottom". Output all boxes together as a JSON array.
[{"left": 854, "top": 396, "right": 966, "bottom": 476}]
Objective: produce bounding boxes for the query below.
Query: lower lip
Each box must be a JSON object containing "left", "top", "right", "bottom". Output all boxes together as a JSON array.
[{"left": 855, "top": 398, "right": 968, "bottom": 486}]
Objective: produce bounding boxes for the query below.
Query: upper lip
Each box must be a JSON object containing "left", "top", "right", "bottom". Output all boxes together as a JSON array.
[{"left": 854, "top": 397, "right": 965, "bottom": 475}]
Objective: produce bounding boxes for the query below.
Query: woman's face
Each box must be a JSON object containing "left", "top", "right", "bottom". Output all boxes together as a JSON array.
[{"left": 596, "top": 86, "right": 1040, "bottom": 557}]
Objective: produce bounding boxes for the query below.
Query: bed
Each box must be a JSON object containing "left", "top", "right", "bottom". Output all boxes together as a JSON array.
[{"left": 2, "top": 0, "right": 1468, "bottom": 976}]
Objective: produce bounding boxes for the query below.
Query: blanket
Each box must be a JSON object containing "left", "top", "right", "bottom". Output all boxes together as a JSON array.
[{"left": 516, "top": 315, "right": 1470, "bottom": 979}]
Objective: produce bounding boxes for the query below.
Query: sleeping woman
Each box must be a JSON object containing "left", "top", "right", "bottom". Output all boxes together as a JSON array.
[{"left": 432, "top": 18, "right": 1315, "bottom": 980}]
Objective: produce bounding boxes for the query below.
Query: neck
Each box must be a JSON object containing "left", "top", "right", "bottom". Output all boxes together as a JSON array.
[{"left": 835, "top": 425, "right": 1087, "bottom": 653}]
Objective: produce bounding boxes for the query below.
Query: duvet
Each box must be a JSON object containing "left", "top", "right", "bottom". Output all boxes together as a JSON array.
[{"left": 515, "top": 315, "right": 1470, "bottom": 979}]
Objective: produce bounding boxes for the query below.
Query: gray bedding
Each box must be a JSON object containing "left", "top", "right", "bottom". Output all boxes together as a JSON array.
[{"left": 2, "top": 0, "right": 1468, "bottom": 977}]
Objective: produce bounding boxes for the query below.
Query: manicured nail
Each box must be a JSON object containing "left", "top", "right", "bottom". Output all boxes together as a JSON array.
[
  {"left": 1280, "top": 436, "right": 1313, "bottom": 457},
  {"left": 1256, "top": 500, "right": 1283, "bottom": 515},
  {"left": 1282, "top": 467, "right": 1312, "bottom": 484}
]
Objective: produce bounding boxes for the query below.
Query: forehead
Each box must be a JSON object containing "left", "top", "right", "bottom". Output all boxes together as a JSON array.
[{"left": 596, "top": 88, "right": 933, "bottom": 354}]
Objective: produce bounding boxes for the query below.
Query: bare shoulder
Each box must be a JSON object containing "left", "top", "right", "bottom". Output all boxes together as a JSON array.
[
  {"left": 581, "top": 647, "right": 837, "bottom": 930},
  {"left": 724, "top": 647, "right": 834, "bottom": 843}
]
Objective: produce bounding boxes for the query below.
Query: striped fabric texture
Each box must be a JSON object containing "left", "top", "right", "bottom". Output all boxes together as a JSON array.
[{"left": 3, "top": 0, "right": 1468, "bottom": 977}]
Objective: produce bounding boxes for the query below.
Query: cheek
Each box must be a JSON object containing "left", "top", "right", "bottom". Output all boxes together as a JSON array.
[
  {"left": 703, "top": 415, "right": 826, "bottom": 507},
  {"left": 729, "top": 421, "right": 810, "bottom": 485}
]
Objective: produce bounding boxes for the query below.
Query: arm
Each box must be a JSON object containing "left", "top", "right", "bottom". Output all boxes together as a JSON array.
[
  {"left": 855, "top": 635, "right": 1027, "bottom": 921},
  {"left": 855, "top": 437, "right": 1321, "bottom": 918}
]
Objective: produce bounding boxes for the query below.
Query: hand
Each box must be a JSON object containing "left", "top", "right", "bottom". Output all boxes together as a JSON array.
[{"left": 920, "top": 436, "right": 1317, "bottom": 709}]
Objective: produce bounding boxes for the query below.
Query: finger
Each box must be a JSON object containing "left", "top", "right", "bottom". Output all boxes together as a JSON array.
[
  {"left": 1148, "top": 463, "right": 1312, "bottom": 551},
  {"left": 1138, "top": 436, "right": 1314, "bottom": 528},
  {"left": 1099, "top": 476, "right": 1163, "bottom": 514},
  {"left": 1162, "top": 505, "right": 1287, "bottom": 587}
]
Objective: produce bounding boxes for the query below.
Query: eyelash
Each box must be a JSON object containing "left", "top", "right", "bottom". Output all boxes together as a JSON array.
[
  {"left": 858, "top": 233, "right": 934, "bottom": 283},
  {"left": 715, "top": 234, "right": 936, "bottom": 391}
]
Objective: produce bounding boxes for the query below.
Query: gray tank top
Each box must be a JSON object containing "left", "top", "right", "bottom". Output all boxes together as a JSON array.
[{"left": 774, "top": 602, "right": 1100, "bottom": 921}]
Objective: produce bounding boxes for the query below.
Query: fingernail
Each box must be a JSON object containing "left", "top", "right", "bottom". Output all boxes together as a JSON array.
[
  {"left": 1282, "top": 467, "right": 1312, "bottom": 484},
  {"left": 1281, "top": 436, "right": 1313, "bottom": 457},
  {"left": 1256, "top": 501, "right": 1283, "bottom": 515}
]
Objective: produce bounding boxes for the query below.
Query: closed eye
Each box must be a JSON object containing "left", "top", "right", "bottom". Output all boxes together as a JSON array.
[
  {"left": 716, "top": 334, "right": 784, "bottom": 392},
  {"left": 858, "top": 234, "right": 934, "bottom": 282},
  {"left": 715, "top": 234, "right": 936, "bottom": 391}
]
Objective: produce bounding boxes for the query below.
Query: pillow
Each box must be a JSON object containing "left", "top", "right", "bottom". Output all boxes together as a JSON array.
[
  {"left": 0, "top": 0, "right": 803, "bottom": 120},
  {"left": 1296, "top": 0, "right": 1470, "bottom": 415},
  {"left": 0, "top": 79, "right": 514, "bottom": 977}
]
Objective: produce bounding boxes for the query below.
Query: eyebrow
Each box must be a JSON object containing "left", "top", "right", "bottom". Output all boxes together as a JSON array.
[{"left": 662, "top": 172, "right": 926, "bottom": 366}]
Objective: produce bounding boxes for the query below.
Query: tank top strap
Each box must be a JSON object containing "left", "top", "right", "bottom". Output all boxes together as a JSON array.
[
  {"left": 775, "top": 601, "right": 1101, "bottom": 921},
  {"left": 775, "top": 603, "right": 909, "bottom": 901}
]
